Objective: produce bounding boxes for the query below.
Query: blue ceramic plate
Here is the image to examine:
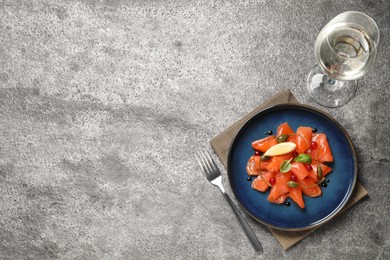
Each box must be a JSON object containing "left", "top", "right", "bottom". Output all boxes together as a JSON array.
[{"left": 227, "top": 104, "right": 357, "bottom": 231}]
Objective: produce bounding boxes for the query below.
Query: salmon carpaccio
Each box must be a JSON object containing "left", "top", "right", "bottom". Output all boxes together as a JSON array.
[{"left": 247, "top": 122, "right": 334, "bottom": 209}]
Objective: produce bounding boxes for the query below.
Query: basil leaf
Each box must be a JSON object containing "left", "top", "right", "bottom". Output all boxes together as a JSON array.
[
  {"left": 280, "top": 159, "right": 292, "bottom": 173},
  {"left": 276, "top": 134, "right": 289, "bottom": 143},
  {"left": 287, "top": 181, "right": 299, "bottom": 188},
  {"left": 293, "top": 154, "right": 312, "bottom": 164}
]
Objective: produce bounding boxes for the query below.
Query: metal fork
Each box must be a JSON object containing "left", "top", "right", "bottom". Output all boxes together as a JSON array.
[{"left": 195, "top": 149, "right": 263, "bottom": 253}]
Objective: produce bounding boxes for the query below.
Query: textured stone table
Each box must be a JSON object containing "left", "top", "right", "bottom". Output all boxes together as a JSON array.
[{"left": 0, "top": 0, "right": 389, "bottom": 259}]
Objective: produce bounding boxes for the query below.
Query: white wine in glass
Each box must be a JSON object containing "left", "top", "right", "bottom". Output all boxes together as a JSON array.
[{"left": 307, "top": 11, "right": 380, "bottom": 107}]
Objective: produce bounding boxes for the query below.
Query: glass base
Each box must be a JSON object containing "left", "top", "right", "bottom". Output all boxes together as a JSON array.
[{"left": 307, "top": 66, "right": 357, "bottom": 108}]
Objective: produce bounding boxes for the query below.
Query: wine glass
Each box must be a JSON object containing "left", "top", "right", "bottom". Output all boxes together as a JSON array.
[{"left": 307, "top": 11, "right": 380, "bottom": 108}]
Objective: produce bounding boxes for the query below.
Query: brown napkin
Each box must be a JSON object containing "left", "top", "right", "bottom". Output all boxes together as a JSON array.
[{"left": 210, "top": 89, "right": 368, "bottom": 251}]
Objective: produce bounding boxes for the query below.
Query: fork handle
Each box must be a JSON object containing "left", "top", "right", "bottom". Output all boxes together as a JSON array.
[{"left": 223, "top": 192, "right": 263, "bottom": 253}]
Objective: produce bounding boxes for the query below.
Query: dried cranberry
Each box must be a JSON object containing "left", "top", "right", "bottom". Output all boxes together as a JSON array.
[
  {"left": 306, "top": 164, "right": 313, "bottom": 171},
  {"left": 270, "top": 177, "right": 276, "bottom": 185},
  {"left": 291, "top": 174, "right": 297, "bottom": 181},
  {"left": 292, "top": 151, "right": 298, "bottom": 157},
  {"left": 254, "top": 150, "right": 261, "bottom": 156}
]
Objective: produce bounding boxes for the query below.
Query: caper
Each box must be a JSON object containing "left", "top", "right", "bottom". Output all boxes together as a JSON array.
[
  {"left": 261, "top": 155, "right": 271, "bottom": 161},
  {"left": 317, "top": 165, "right": 323, "bottom": 180},
  {"left": 276, "top": 134, "right": 289, "bottom": 143},
  {"left": 287, "top": 181, "right": 299, "bottom": 188}
]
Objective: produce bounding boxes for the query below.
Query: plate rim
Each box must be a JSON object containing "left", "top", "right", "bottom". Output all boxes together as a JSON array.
[{"left": 226, "top": 103, "right": 358, "bottom": 231}]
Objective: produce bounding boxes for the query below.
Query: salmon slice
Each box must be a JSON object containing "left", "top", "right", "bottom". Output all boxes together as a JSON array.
[
  {"left": 246, "top": 156, "right": 261, "bottom": 176},
  {"left": 266, "top": 153, "right": 294, "bottom": 173},
  {"left": 277, "top": 122, "right": 295, "bottom": 136},
  {"left": 298, "top": 177, "right": 322, "bottom": 197},
  {"left": 252, "top": 136, "right": 278, "bottom": 153},
  {"left": 268, "top": 172, "right": 290, "bottom": 204},
  {"left": 296, "top": 126, "right": 312, "bottom": 154},
  {"left": 288, "top": 134, "right": 298, "bottom": 146},
  {"left": 251, "top": 171, "right": 274, "bottom": 192},
  {"left": 308, "top": 133, "right": 334, "bottom": 163},
  {"left": 289, "top": 186, "right": 305, "bottom": 208},
  {"left": 307, "top": 161, "right": 333, "bottom": 181},
  {"left": 268, "top": 190, "right": 288, "bottom": 204},
  {"left": 267, "top": 172, "right": 292, "bottom": 202},
  {"left": 260, "top": 160, "right": 270, "bottom": 171},
  {"left": 290, "top": 162, "right": 310, "bottom": 181}
]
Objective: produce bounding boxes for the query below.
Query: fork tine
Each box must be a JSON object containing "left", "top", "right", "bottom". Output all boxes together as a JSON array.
[
  {"left": 195, "top": 152, "right": 206, "bottom": 172},
  {"left": 201, "top": 149, "right": 214, "bottom": 171},
  {"left": 203, "top": 148, "right": 217, "bottom": 170},
  {"left": 199, "top": 150, "right": 212, "bottom": 173},
  {"left": 196, "top": 151, "right": 211, "bottom": 174}
]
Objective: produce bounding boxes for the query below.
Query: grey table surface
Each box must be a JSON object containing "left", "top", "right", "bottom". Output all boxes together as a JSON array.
[{"left": 0, "top": 0, "right": 389, "bottom": 259}]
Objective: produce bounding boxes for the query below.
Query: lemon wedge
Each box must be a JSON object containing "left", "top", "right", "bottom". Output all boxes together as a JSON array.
[{"left": 264, "top": 142, "right": 296, "bottom": 157}]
